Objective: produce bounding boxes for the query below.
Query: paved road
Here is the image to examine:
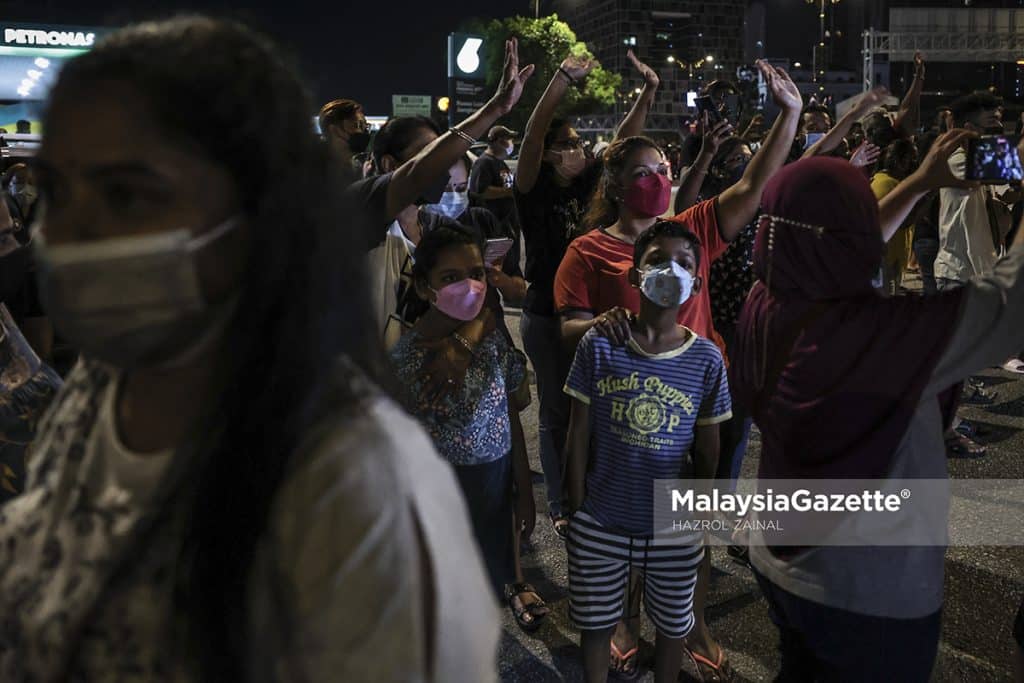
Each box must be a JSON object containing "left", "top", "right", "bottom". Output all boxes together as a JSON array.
[{"left": 499, "top": 309, "right": 1024, "bottom": 682}]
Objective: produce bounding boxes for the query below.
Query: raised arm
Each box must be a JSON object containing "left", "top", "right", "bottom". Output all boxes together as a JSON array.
[
  {"left": 715, "top": 61, "right": 802, "bottom": 242},
  {"left": 893, "top": 52, "right": 925, "bottom": 136},
  {"left": 516, "top": 54, "right": 594, "bottom": 194},
  {"left": 615, "top": 49, "right": 660, "bottom": 140},
  {"left": 878, "top": 129, "right": 977, "bottom": 242},
  {"left": 674, "top": 116, "right": 732, "bottom": 213},
  {"left": 385, "top": 39, "right": 535, "bottom": 218},
  {"left": 803, "top": 86, "right": 888, "bottom": 159}
]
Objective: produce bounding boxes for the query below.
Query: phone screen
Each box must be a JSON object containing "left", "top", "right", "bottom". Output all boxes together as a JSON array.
[
  {"left": 484, "top": 238, "right": 513, "bottom": 266},
  {"left": 967, "top": 135, "right": 1024, "bottom": 184},
  {"left": 695, "top": 96, "right": 723, "bottom": 125}
]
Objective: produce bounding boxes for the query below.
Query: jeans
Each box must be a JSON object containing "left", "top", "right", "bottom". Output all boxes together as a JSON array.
[
  {"left": 913, "top": 238, "right": 940, "bottom": 296},
  {"left": 453, "top": 455, "right": 513, "bottom": 598},
  {"left": 520, "top": 311, "right": 570, "bottom": 517},
  {"left": 716, "top": 324, "right": 753, "bottom": 488},
  {"left": 754, "top": 570, "right": 942, "bottom": 682}
]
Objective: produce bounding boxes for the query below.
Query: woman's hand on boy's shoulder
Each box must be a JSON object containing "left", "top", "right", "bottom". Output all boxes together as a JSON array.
[{"left": 593, "top": 307, "right": 635, "bottom": 346}]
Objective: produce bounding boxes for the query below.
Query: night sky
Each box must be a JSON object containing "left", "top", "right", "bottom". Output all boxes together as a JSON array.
[{"left": 23, "top": 0, "right": 816, "bottom": 115}]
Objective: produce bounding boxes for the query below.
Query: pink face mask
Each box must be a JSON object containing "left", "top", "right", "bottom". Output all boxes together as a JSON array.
[
  {"left": 622, "top": 173, "right": 672, "bottom": 218},
  {"left": 431, "top": 278, "right": 487, "bottom": 321}
]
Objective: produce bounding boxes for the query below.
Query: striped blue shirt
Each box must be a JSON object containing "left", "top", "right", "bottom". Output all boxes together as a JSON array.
[{"left": 565, "top": 328, "right": 732, "bottom": 536}]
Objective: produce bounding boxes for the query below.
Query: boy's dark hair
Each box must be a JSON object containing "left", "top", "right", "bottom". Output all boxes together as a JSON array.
[
  {"left": 411, "top": 224, "right": 483, "bottom": 283},
  {"left": 372, "top": 115, "right": 441, "bottom": 172},
  {"left": 949, "top": 92, "right": 1002, "bottom": 127},
  {"left": 633, "top": 220, "right": 702, "bottom": 269}
]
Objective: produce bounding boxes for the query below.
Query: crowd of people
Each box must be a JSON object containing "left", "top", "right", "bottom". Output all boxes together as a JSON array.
[{"left": 0, "top": 14, "right": 1020, "bottom": 682}]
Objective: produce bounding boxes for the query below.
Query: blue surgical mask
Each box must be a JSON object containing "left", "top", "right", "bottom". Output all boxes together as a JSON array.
[
  {"left": 640, "top": 260, "right": 694, "bottom": 308},
  {"left": 424, "top": 190, "right": 469, "bottom": 220}
]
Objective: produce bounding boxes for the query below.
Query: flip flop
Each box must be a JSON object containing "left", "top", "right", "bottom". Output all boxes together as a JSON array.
[
  {"left": 945, "top": 432, "right": 986, "bottom": 459},
  {"left": 683, "top": 644, "right": 735, "bottom": 682},
  {"left": 550, "top": 514, "right": 569, "bottom": 540},
  {"left": 505, "top": 582, "right": 549, "bottom": 634},
  {"left": 608, "top": 640, "right": 641, "bottom": 681}
]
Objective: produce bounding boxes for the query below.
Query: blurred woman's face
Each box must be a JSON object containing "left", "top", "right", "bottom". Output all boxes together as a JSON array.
[{"left": 36, "top": 83, "right": 247, "bottom": 301}]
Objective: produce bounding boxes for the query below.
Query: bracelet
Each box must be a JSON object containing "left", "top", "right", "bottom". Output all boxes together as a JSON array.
[
  {"left": 557, "top": 67, "right": 576, "bottom": 84},
  {"left": 453, "top": 333, "right": 475, "bottom": 353},
  {"left": 449, "top": 127, "right": 476, "bottom": 145}
]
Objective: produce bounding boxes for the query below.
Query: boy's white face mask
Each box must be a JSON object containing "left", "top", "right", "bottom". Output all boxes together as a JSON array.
[{"left": 640, "top": 260, "right": 694, "bottom": 308}]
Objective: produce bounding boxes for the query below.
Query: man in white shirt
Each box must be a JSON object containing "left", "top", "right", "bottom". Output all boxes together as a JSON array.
[{"left": 935, "top": 93, "right": 1019, "bottom": 288}]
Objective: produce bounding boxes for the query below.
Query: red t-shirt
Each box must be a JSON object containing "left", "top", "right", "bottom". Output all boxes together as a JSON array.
[{"left": 553, "top": 198, "right": 728, "bottom": 352}]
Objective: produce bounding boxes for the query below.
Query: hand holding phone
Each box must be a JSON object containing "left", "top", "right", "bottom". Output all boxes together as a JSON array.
[
  {"left": 966, "top": 135, "right": 1024, "bottom": 184},
  {"left": 484, "top": 237, "right": 514, "bottom": 266}
]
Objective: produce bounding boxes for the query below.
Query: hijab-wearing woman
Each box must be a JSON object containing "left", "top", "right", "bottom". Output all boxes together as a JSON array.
[
  {"left": 0, "top": 17, "right": 497, "bottom": 682},
  {"left": 730, "top": 135, "right": 1024, "bottom": 681}
]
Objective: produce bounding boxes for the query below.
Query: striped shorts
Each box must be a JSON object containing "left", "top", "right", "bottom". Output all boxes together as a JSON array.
[{"left": 567, "top": 510, "right": 704, "bottom": 639}]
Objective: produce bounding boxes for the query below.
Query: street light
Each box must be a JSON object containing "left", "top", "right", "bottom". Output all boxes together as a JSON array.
[
  {"left": 667, "top": 56, "right": 675, "bottom": 63},
  {"left": 705, "top": 55, "right": 714, "bottom": 63}
]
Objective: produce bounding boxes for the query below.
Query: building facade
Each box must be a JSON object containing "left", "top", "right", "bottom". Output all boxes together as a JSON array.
[{"left": 554, "top": 0, "right": 746, "bottom": 127}]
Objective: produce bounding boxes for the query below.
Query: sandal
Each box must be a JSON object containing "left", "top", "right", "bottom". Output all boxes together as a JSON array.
[
  {"left": 682, "top": 643, "right": 735, "bottom": 682},
  {"left": 551, "top": 514, "right": 569, "bottom": 540},
  {"left": 505, "top": 582, "right": 550, "bottom": 634},
  {"left": 608, "top": 640, "right": 641, "bottom": 681},
  {"left": 945, "top": 432, "right": 986, "bottom": 459}
]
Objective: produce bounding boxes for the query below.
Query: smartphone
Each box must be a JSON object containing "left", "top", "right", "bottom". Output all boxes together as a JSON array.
[
  {"left": 695, "top": 95, "right": 723, "bottom": 125},
  {"left": 966, "top": 135, "right": 1024, "bottom": 184},
  {"left": 484, "top": 237, "right": 514, "bottom": 266}
]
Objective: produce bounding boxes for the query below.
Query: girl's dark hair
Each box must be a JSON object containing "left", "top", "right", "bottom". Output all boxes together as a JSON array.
[
  {"left": 372, "top": 115, "right": 441, "bottom": 173},
  {"left": 47, "top": 16, "right": 383, "bottom": 680},
  {"left": 411, "top": 224, "right": 482, "bottom": 284},
  {"left": 583, "top": 136, "right": 663, "bottom": 230}
]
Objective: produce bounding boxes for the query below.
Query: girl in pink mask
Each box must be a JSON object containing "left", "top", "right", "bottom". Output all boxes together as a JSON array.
[{"left": 389, "top": 226, "right": 550, "bottom": 632}]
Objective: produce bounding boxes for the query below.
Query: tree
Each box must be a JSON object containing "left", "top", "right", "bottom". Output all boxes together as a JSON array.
[{"left": 468, "top": 15, "right": 621, "bottom": 131}]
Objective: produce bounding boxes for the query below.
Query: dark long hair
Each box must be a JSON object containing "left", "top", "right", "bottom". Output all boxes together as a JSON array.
[
  {"left": 47, "top": 16, "right": 383, "bottom": 679},
  {"left": 583, "top": 136, "right": 663, "bottom": 230}
]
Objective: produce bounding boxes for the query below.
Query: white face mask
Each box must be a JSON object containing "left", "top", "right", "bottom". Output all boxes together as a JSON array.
[
  {"left": 424, "top": 190, "right": 469, "bottom": 220},
  {"left": 640, "top": 260, "right": 694, "bottom": 308},
  {"left": 35, "top": 217, "right": 240, "bottom": 369}
]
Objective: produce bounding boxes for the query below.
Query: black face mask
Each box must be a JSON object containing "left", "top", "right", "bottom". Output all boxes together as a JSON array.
[{"left": 348, "top": 130, "right": 371, "bottom": 155}]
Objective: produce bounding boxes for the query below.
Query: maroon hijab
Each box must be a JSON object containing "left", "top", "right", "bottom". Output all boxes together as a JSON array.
[{"left": 730, "top": 157, "right": 965, "bottom": 479}]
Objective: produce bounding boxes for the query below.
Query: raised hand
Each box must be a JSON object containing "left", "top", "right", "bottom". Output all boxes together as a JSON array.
[
  {"left": 626, "top": 49, "right": 660, "bottom": 90},
  {"left": 853, "top": 86, "right": 889, "bottom": 117},
  {"left": 700, "top": 115, "right": 733, "bottom": 159},
  {"left": 910, "top": 129, "right": 978, "bottom": 191},
  {"left": 849, "top": 142, "right": 881, "bottom": 169},
  {"left": 491, "top": 37, "right": 536, "bottom": 115},
  {"left": 758, "top": 60, "right": 802, "bottom": 114},
  {"left": 560, "top": 53, "right": 595, "bottom": 83},
  {"left": 914, "top": 51, "right": 926, "bottom": 79}
]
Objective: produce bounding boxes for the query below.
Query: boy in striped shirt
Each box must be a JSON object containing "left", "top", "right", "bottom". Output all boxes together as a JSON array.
[{"left": 564, "top": 221, "right": 731, "bottom": 682}]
